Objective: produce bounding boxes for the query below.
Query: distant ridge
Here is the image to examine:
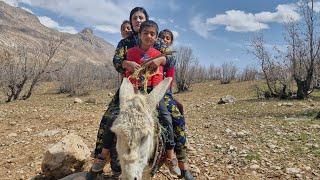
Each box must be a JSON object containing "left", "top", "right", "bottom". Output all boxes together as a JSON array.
[{"left": 0, "top": 1, "right": 115, "bottom": 66}]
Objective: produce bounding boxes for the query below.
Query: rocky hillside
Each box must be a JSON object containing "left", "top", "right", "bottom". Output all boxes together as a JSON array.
[{"left": 0, "top": 1, "right": 115, "bottom": 65}]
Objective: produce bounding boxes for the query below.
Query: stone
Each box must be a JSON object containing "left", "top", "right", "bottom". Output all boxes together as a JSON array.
[
  {"left": 59, "top": 172, "right": 89, "bottom": 180},
  {"left": 189, "top": 164, "right": 201, "bottom": 174},
  {"left": 229, "top": 145, "right": 237, "bottom": 151},
  {"left": 36, "top": 129, "right": 60, "bottom": 137},
  {"left": 250, "top": 164, "right": 260, "bottom": 170},
  {"left": 278, "top": 102, "right": 294, "bottom": 107},
  {"left": 215, "top": 144, "right": 222, "bottom": 149},
  {"left": 74, "top": 98, "right": 83, "bottom": 104},
  {"left": 9, "top": 121, "right": 17, "bottom": 126},
  {"left": 8, "top": 133, "right": 17, "bottom": 137},
  {"left": 236, "top": 130, "right": 250, "bottom": 137},
  {"left": 225, "top": 128, "right": 232, "bottom": 134},
  {"left": 218, "top": 95, "right": 236, "bottom": 104},
  {"left": 24, "top": 128, "right": 33, "bottom": 133},
  {"left": 286, "top": 167, "right": 301, "bottom": 174},
  {"left": 267, "top": 143, "right": 277, "bottom": 149},
  {"left": 271, "top": 166, "right": 281, "bottom": 170},
  {"left": 41, "top": 133, "right": 90, "bottom": 179},
  {"left": 85, "top": 98, "right": 97, "bottom": 104}
]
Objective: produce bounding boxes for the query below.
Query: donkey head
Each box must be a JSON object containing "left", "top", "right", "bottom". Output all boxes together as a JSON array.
[{"left": 111, "top": 78, "right": 172, "bottom": 180}]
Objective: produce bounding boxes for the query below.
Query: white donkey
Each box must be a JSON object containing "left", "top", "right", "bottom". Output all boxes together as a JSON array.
[{"left": 111, "top": 77, "right": 172, "bottom": 180}]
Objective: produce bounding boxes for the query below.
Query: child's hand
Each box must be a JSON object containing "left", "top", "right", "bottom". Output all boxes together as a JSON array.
[
  {"left": 123, "top": 60, "right": 141, "bottom": 72},
  {"left": 145, "top": 56, "right": 166, "bottom": 70}
]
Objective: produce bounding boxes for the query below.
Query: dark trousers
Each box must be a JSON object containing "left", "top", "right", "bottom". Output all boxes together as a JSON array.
[{"left": 157, "top": 98, "right": 175, "bottom": 150}]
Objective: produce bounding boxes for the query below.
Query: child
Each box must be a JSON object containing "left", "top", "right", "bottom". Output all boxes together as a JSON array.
[
  {"left": 126, "top": 20, "right": 180, "bottom": 176},
  {"left": 120, "top": 20, "right": 132, "bottom": 39},
  {"left": 95, "top": 20, "right": 181, "bottom": 176},
  {"left": 159, "top": 29, "right": 184, "bottom": 114},
  {"left": 159, "top": 29, "right": 195, "bottom": 180}
]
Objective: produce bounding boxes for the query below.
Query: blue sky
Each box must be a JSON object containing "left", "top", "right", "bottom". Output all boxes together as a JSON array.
[{"left": 2, "top": 0, "right": 320, "bottom": 68}]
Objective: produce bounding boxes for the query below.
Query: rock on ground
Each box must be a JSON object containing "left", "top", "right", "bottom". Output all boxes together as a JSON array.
[{"left": 41, "top": 133, "right": 90, "bottom": 179}]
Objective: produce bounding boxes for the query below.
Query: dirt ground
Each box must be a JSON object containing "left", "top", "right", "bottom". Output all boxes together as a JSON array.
[{"left": 1, "top": 80, "right": 320, "bottom": 179}]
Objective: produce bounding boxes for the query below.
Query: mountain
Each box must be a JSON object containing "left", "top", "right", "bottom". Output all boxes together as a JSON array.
[{"left": 0, "top": 1, "right": 115, "bottom": 65}]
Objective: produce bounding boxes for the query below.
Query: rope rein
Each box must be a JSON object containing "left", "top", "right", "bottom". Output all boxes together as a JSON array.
[{"left": 128, "top": 51, "right": 175, "bottom": 93}]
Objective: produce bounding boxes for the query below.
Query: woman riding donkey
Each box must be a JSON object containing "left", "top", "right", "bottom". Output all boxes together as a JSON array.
[{"left": 91, "top": 7, "right": 194, "bottom": 180}]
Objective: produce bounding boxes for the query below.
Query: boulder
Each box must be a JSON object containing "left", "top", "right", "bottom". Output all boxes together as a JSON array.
[
  {"left": 59, "top": 171, "right": 108, "bottom": 180},
  {"left": 41, "top": 133, "right": 90, "bottom": 179},
  {"left": 218, "top": 95, "right": 236, "bottom": 104}
]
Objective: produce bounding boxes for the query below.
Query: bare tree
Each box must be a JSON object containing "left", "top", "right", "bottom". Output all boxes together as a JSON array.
[
  {"left": 207, "top": 64, "right": 221, "bottom": 80},
  {"left": 286, "top": 0, "right": 320, "bottom": 99},
  {"left": 0, "top": 36, "right": 66, "bottom": 102},
  {"left": 249, "top": 35, "right": 293, "bottom": 98},
  {"left": 57, "top": 61, "right": 118, "bottom": 96},
  {"left": 175, "top": 46, "right": 197, "bottom": 92},
  {"left": 188, "top": 61, "right": 209, "bottom": 83},
  {"left": 238, "top": 65, "right": 258, "bottom": 81},
  {"left": 220, "top": 62, "right": 237, "bottom": 84},
  {"left": 23, "top": 37, "right": 67, "bottom": 99}
]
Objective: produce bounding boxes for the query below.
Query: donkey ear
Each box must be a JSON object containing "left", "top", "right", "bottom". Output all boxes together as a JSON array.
[
  {"left": 146, "top": 77, "right": 172, "bottom": 110},
  {"left": 120, "top": 78, "right": 135, "bottom": 105}
]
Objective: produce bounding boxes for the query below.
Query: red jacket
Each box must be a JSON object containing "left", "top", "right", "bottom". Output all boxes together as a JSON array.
[{"left": 125, "top": 46, "right": 163, "bottom": 87}]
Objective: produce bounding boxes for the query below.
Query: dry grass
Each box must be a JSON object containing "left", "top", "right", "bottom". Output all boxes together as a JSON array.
[{"left": 0, "top": 80, "right": 320, "bottom": 179}]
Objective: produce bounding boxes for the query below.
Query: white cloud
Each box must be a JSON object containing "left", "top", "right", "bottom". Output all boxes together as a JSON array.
[
  {"left": 39, "top": 16, "right": 58, "bottom": 28},
  {"left": 190, "top": 14, "right": 209, "bottom": 38},
  {"left": 207, "top": 10, "right": 269, "bottom": 32},
  {"left": 21, "top": 6, "right": 33, "bottom": 14},
  {"left": 205, "top": 3, "right": 301, "bottom": 33},
  {"left": 1, "top": 0, "right": 18, "bottom": 6},
  {"left": 171, "top": 30, "right": 179, "bottom": 39},
  {"left": 38, "top": 16, "right": 77, "bottom": 34},
  {"left": 94, "top": 25, "right": 118, "bottom": 34},
  {"left": 313, "top": 1, "right": 320, "bottom": 13},
  {"left": 18, "top": 0, "right": 131, "bottom": 28},
  {"left": 255, "top": 4, "right": 300, "bottom": 23},
  {"left": 150, "top": 17, "right": 174, "bottom": 25},
  {"left": 0, "top": 0, "right": 30, "bottom": 7}
]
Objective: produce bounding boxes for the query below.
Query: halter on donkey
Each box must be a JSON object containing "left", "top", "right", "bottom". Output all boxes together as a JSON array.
[{"left": 111, "top": 77, "right": 172, "bottom": 180}]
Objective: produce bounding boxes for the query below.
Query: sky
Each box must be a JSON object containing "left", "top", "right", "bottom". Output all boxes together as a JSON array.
[{"left": 2, "top": 0, "right": 320, "bottom": 68}]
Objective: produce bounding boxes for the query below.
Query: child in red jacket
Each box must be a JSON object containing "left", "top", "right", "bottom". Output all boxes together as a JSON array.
[{"left": 125, "top": 20, "right": 180, "bottom": 176}]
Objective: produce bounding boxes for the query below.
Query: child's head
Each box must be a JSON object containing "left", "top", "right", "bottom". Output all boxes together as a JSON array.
[
  {"left": 159, "top": 29, "right": 174, "bottom": 46},
  {"left": 120, "top": 20, "right": 132, "bottom": 39},
  {"left": 138, "top": 20, "right": 158, "bottom": 48}
]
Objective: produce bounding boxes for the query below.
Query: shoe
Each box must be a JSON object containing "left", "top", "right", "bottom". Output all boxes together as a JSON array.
[
  {"left": 111, "top": 170, "right": 121, "bottom": 179},
  {"left": 166, "top": 158, "right": 181, "bottom": 176},
  {"left": 91, "top": 154, "right": 109, "bottom": 172},
  {"left": 179, "top": 170, "right": 195, "bottom": 180}
]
